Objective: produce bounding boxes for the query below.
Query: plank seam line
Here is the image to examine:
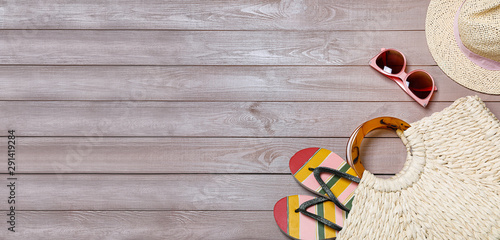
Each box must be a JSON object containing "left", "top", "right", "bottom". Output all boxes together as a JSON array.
[{"left": 0, "top": 29, "right": 425, "bottom": 32}]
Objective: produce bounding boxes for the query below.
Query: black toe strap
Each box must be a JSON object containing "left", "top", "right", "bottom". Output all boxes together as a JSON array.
[
  {"left": 309, "top": 166, "right": 361, "bottom": 213},
  {"left": 295, "top": 196, "right": 343, "bottom": 232}
]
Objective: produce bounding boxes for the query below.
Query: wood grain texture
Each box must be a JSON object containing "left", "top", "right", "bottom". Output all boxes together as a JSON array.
[
  {"left": 0, "top": 210, "right": 288, "bottom": 240},
  {"left": 0, "top": 30, "right": 432, "bottom": 65},
  {"left": 0, "top": 174, "right": 312, "bottom": 211},
  {"left": 0, "top": 0, "right": 428, "bottom": 30},
  {"left": 3, "top": 101, "right": 498, "bottom": 137},
  {"left": 2, "top": 0, "right": 499, "bottom": 238},
  {"left": 0, "top": 65, "right": 496, "bottom": 101},
  {"left": 7, "top": 137, "right": 407, "bottom": 174}
]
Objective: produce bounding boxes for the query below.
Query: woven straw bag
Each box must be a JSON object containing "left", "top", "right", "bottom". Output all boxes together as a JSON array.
[{"left": 337, "top": 96, "right": 500, "bottom": 239}]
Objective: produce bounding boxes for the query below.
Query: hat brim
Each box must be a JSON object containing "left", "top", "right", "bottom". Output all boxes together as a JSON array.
[{"left": 426, "top": 0, "right": 500, "bottom": 94}]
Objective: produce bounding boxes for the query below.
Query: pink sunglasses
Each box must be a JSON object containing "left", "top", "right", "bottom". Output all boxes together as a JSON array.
[{"left": 369, "top": 48, "right": 437, "bottom": 107}]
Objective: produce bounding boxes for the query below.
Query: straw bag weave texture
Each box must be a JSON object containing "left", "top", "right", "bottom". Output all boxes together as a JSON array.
[{"left": 337, "top": 96, "right": 500, "bottom": 239}]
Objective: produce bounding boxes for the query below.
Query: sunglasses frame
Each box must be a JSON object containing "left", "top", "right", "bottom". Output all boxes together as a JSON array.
[{"left": 369, "top": 48, "right": 436, "bottom": 107}]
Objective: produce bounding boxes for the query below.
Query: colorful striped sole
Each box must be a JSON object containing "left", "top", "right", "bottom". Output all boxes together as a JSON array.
[
  {"left": 274, "top": 195, "right": 344, "bottom": 240},
  {"left": 289, "top": 148, "right": 359, "bottom": 211}
]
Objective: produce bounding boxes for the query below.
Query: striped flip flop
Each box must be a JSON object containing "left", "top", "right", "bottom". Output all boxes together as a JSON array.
[
  {"left": 289, "top": 148, "right": 360, "bottom": 212},
  {"left": 274, "top": 195, "right": 346, "bottom": 240}
]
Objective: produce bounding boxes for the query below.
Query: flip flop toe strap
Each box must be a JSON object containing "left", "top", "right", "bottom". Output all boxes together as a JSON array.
[
  {"left": 294, "top": 197, "right": 343, "bottom": 232},
  {"left": 309, "top": 166, "right": 361, "bottom": 213}
]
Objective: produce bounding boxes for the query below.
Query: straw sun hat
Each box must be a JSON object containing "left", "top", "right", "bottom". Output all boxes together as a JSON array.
[{"left": 426, "top": 0, "right": 500, "bottom": 94}]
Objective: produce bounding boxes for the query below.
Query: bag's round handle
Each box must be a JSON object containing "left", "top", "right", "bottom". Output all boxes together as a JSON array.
[{"left": 346, "top": 117, "right": 410, "bottom": 178}]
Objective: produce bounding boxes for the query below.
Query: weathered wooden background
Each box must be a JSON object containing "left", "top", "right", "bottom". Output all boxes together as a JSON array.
[{"left": 0, "top": 0, "right": 498, "bottom": 239}]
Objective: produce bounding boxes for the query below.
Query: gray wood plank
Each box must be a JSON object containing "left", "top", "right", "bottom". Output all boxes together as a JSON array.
[
  {"left": 8, "top": 137, "right": 408, "bottom": 174},
  {"left": 0, "top": 101, "right": 492, "bottom": 137},
  {"left": 0, "top": 65, "right": 496, "bottom": 101},
  {"left": 0, "top": 174, "right": 312, "bottom": 211},
  {"left": 0, "top": 210, "right": 288, "bottom": 240},
  {"left": 0, "top": 0, "right": 428, "bottom": 31},
  {"left": 0, "top": 30, "right": 432, "bottom": 65},
  {"left": 0, "top": 1, "right": 463, "bottom": 239}
]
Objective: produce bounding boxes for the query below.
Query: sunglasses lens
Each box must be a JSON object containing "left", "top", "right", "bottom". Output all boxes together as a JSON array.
[
  {"left": 407, "top": 71, "right": 433, "bottom": 99},
  {"left": 376, "top": 50, "right": 404, "bottom": 74}
]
